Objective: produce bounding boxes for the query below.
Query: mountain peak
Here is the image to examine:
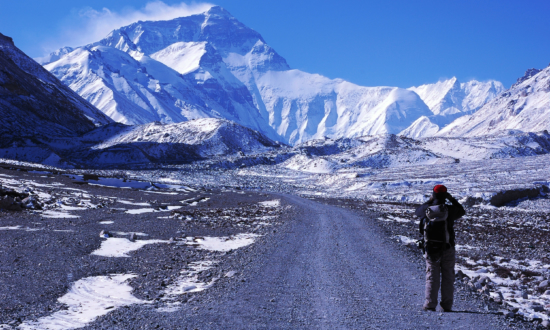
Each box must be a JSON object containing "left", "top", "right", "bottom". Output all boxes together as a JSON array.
[{"left": 204, "top": 5, "right": 232, "bottom": 17}]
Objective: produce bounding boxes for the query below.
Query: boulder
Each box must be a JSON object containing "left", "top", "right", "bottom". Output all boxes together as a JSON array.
[{"left": 0, "top": 196, "right": 22, "bottom": 211}]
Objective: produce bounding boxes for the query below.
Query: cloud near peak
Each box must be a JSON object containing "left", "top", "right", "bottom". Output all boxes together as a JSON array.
[{"left": 42, "top": 1, "right": 213, "bottom": 55}]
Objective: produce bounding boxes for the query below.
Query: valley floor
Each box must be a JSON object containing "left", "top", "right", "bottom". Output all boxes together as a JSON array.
[{"left": 0, "top": 166, "right": 543, "bottom": 329}]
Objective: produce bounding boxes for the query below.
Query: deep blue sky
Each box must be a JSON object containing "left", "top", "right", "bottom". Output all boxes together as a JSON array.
[{"left": 1, "top": 0, "right": 549, "bottom": 88}]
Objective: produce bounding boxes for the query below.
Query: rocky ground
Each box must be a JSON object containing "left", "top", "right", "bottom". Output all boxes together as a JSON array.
[
  {"left": 0, "top": 165, "right": 285, "bottom": 329},
  {"left": 0, "top": 164, "right": 547, "bottom": 329},
  {"left": 313, "top": 196, "right": 550, "bottom": 327}
]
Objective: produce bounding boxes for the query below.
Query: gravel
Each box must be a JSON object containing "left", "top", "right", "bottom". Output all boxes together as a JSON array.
[{"left": 0, "top": 166, "right": 542, "bottom": 329}]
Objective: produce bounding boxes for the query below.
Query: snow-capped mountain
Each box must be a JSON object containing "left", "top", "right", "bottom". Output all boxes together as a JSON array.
[
  {"left": 42, "top": 7, "right": 283, "bottom": 143},
  {"left": 0, "top": 33, "right": 111, "bottom": 139},
  {"left": 439, "top": 65, "right": 550, "bottom": 137},
  {"left": 42, "top": 6, "right": 483, "bottom": 145},
  {"left": 401, "top": 78, "right": 505, "bottom": 138},
  {"left": 409, "top": 77, "right": 505, "bottom": 117}
]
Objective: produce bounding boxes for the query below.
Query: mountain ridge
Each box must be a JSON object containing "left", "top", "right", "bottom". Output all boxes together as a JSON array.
[{"left": 39, "top": 6, "right": 509, "bottom": 145}]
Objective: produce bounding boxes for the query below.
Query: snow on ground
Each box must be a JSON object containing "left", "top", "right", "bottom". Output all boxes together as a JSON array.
[
  {"left": 91, "top": 238, "right": 169, "bottom": 258},
  {"left": 184, "top": 234, "right": 259, "bottom": 252},
  {"left": 124, "top": 206, "right": 180, "bottom": 215},
  {"left": 259, "top": 200, "right": 280, "bottom": 207},
  {"left": 17, "top": 274, "right": 147, "bottom": 330},
  {"left": 163, "top": 260, "right": 218, "bottom": 298}
]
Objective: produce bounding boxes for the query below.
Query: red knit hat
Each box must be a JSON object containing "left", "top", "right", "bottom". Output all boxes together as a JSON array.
[{"left": 433, "top": 185, "right": 447, "bottom": 194}]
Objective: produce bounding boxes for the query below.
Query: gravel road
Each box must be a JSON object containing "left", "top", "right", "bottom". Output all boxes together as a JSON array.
[{"left": 115, "top": 194, "right": 530, "bottom": 329}]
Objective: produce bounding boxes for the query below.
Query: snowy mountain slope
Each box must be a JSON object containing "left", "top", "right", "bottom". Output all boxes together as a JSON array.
[
  {"left": 150, "top": 41, "right": 207, "bottom": 75},
  {"left": 421, "top": 130, "right": 550, "bottom": 161},
  {"left": 35, "top": 46, "right": 74, "bottom": 65},
  {"left": 402, "top": 78, "right": 505, "bottom": 137},
  {"left": 41, "top": 8, "right": 283, "bottom": 142},
  {"left": 409, "top": 77, "right": 505, "bottom": 116},
  {"left": 282, "top": 129, "right": 550, "bottom": 173},
  {"left": 398, "top": 116, "right": 440, "bottom": 138},
  {"left": 0, "top": 33, "right": 111, "bottom": 140},
  {"left": 44, "top": 44, "right": 282, "bottom": 141},
  {"left": 235, "top": 69, "right": 434, "bottom": 145},
  {"left": 439, "top": 66, "right": 550, "bottom": 137},
  {"left": 45, "top": 46, "right": 200, "bottom": 124},
  {"left": 283, "top": 134, "right": 450, "bottom": 173},
  {"left": 74, "top": 118, "right": 285, "bottom": 165}
]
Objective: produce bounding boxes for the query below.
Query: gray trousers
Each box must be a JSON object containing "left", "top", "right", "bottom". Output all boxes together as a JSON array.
[{"left": 424, "top": 247, "right": 455, "bottom": 310}]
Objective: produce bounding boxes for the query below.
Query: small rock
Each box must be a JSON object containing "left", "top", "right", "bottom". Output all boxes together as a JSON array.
[
  {"left": 528, "top": 302, "right": 544, "bottom": 312},
  {"left": 129, "top": 233, "right": 137, "bottom": 241},
  {"left": 539, "top": 280, "right": 549, "bottom": 289},
  {"left": 542, "top": 320, "right": 550, "bottom": 328},
  {"left": 99, "top": 230, "right": 111, "bottom": 238},
  {"left": 476, "top": 268, "right": 489, "bottom": 274},
  {"left": 225, "top": 271, "right": 237, "bottom": 278},
  {"left": 522, "top": 291, "right": 529, "bottom": 299},
  {"left": 498, "top": 309, "right": 515, "bottom": 318},
  {"left": 456, "top": 270, "right": 468, "bottom": 279},
  {"left": 545, "top": 290, "right": 550, "bottom": 295}
]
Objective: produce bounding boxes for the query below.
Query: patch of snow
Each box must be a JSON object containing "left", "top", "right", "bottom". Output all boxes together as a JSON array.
[
  {"left": 163, "top": 260, "right": 217, "bottom": 298},
  {"left": 125, "top": 206, "right": 180, "bottom": 214},
  {"left": 91, "top": 237, "right": 168, "bottom": 257},
  {"left": 18, "top": 274, "right": 147, "bottom": 330},
  {"left": 259, "top": 200, "right": 280, "bottom": 207},
  {"left": 185, "top": 233, "right": 259, "bottom": 252}
]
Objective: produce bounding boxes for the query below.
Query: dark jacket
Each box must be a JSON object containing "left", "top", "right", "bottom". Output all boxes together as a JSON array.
[{"left": 415, "top": 194, "right": 465, "bottom": 247}]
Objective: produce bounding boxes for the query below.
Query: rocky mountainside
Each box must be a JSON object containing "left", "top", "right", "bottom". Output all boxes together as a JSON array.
[
  {"left": 8, "top": 118, "right": 282, "bottom": 167},
  {"left": 40, "top": 6, "right": 502, "bottom": 145},
  {"left": 0, "top": 33, "right": 111, "bottom": 136},
  {"left": 77, "top": 118, "right": 285, "bottom": 165},
  {"left": 0, "top": 33, "right": 111, "bottom": 145},
  {"left": 439, "top": 65, "right": 550, "bottom": 137}
]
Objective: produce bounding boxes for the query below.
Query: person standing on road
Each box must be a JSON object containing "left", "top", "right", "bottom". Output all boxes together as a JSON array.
[{"left": 416, "top": 185, "right": 465, "bottom": 312}]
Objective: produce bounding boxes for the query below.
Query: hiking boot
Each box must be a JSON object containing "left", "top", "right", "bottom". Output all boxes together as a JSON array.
[
  {"left": 423, "top": 307, "right": 436, "bottom": 312},
  {"left": 442, "top": 308, "right": 452, "bottom": 312}
]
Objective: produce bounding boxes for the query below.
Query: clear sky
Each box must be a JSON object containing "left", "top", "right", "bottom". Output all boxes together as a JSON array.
[{"left": 1, "top": 0, "right": 549, "bottom": 88}]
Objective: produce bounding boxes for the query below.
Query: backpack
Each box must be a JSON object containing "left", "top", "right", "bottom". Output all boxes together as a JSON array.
[{"left": 423, "top": 204, "right": 450, "bottom": 255}]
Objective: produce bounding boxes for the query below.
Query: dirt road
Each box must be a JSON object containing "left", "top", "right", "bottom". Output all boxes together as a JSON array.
[{"left": 121, "top": 194, "right": 526, "bottom": 329}]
